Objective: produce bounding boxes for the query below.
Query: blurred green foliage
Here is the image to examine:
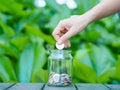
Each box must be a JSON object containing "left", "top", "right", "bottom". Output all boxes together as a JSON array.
[{"left": 0, "top": 0, "right": 120, "bottom": 84}]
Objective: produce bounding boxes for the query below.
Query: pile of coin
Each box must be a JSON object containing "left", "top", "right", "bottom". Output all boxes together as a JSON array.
[{"left": 48, "top": 72, "right": 71, "bottom": 86}]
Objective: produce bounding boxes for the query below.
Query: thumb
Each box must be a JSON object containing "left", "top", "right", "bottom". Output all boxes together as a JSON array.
[{"left": 57, "top": 26, "right": 76, "bottom": 44}]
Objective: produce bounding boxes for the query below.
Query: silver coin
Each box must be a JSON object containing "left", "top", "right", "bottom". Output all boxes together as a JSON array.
[
  {"left": 53, "top": 74, "right": 60, "bottom": 83},
  {"left": 49, "top": 72, "right": 55, "bottom": 78},
  {"left": 48, "top": 72, "right": 71, "bottom": 85},
  {"left": 56, "top": 43, "right": 64, "bottom": 50},
  {"left": 48, "top": 78, "right": 54, "bottom": 84}
]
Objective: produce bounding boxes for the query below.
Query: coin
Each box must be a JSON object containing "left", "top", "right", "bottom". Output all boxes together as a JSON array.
[
  {"left": 56, "top": 43, "right": 64, "bottom": 50},
  {"left": 53, "top": 74, "right": 60, "bottom": 83},
  {"left": 49, "top": 72, "right": 55, "bottom": 78},
  {"left": 48, "top": 72, "right": 71, "bottom": 86},
  {"left": 48, "top": 78, "right": 54, "bottom": 84}
]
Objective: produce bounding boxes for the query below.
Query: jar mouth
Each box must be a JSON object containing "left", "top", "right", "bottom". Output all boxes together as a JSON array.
[
  {"left": 50, "top": 50, "right": 71, "bottom": 54},
  {"left": 49, "top": 50, "right": 72, "bottom": 60}
]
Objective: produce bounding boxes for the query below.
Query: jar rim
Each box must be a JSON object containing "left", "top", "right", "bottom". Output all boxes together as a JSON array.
[
  {"left": 50, "top": 50, "right": 71, "bottom": 53},
  {"left": 49, "top": 50, "right": 72, "bottom": 60}
]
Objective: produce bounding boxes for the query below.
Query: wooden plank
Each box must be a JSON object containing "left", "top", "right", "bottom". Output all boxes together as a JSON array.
[
  {"left": 1, "top": 83, "right": 120, "bottom": 90},
  {"left": 75, "top": 84, "right": 110, "bottom": 90},
  {"left": 105, "top": 84, "right": 120, "bottom": 90},
  {"left": 43, "top": 84, "right": 76, "bottom": 90},
  {"left": 0, "top": 83, "right": 15, "bottom": 90},
  {"left": 7, "top": 83, "right": 44, "bottom": 90}
]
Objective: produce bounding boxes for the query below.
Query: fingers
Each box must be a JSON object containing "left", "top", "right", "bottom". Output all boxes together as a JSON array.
[
  {"left": 52, "top": 20, "right": 66, "bottom": 41},
  {"left": 57, "top": 26, "right": 77, "bottom": 45},
  {"left": 52, "top": 14, "right": 88, "bottom": 49},
  {"left": 64, "top": 40, "right": 71, "bottom": 48},
  {"left": 52, "top": 19, "right": 72, "bottom": 48}
]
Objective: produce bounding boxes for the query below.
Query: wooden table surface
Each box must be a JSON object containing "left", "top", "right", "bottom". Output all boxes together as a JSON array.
[{"left": 0, "top": 83, "right": 120, "bottom": 90}]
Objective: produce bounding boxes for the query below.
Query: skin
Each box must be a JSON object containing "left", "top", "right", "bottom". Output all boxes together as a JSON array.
[{"left": 52, "top": 0, "right": 120, "bottom": 48}]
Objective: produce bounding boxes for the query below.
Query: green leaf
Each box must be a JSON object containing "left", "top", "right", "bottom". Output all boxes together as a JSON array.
[
  {"left": 31, "top": 36, "right": 46, "bottom": 72},
  {"left": 46, "top": 14, "right": 61, "bottom": 30},
  {"left": 15, "top": 0, "right": 35, "bottom": 8},
  {"left": 94, "top": 25, "right": 120, "bottom": 47},
  {"left": 0, "top": 12, "right": 12, "bottom": 23},
  {"left": 75, "top": 45, "right": 93, "bottom": 68},
  {"left": 74, "top": 0, "right": 99, "bottom": 13},
  {"left": 79, "top": 28, "right": 101, "bottom": 42},
  {"left": 30, "top": 36, "right": 47, "bottom": 82},
  {"left": 24, "top": 25, "right": 55, "bottom": 44},
  {"left": 73, "top": 59, "right": 97, "bottom": 83},
  {"left": 86, "top": 43, "right": 116, "bottom": 76},
  {"left": 46, "top": 12, "right": 70, "bottom": 30},
  {"left": 18, "top": 43, "right": 35, "bottom": 82},
  {"left": 0, "top": 0, "right": 25, "bottom": 17},
  {"left": 31, "top": 69, "right": 48, "bottom": 83},
  {"left": 116, "top": 55, "right": 120, "bottom": 80},
  {"left": 74, "top": 43, "right": 117, "bottom": 83},
  {"left": 0, "top": 55, "right": 17, "bottom": 82},
  {"left": 15, "top": 9, "right": 42, "bottom": 30},
  {"left": 45, "top": 0, "right": 70, "bottom": 14},
  {"left": 11, "top": 36, "right": 29, "bottom": 51},
  {"left": 0, "top": 20, "right": 15, "bottom": 37},
  {"left": 18, "top": 36, "right": 47, "bottom": 82},
  {"left": 0, "top": 43, "right": 20, "bottom": 60},
  {"left": 97, "top": 67, "right": 116, "bottom": 83}
]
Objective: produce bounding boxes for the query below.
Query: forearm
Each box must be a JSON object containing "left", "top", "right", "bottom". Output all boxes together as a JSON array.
[{"left": 84, "top": 0, "right": 120, "bottom": 23}]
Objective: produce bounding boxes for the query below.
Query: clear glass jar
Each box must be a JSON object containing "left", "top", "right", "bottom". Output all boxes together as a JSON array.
[{"left": 47, "top": 50, "right": 73, "bottom": 87}]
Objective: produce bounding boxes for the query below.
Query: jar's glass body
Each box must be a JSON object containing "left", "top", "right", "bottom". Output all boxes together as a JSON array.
[{"left": 47, "top": 50, "right": 73, "bottom": 87}]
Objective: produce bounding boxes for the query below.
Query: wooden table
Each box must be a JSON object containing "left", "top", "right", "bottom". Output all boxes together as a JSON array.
[{"left": 0, "top": 83, "right": 120, "bottom": 90}]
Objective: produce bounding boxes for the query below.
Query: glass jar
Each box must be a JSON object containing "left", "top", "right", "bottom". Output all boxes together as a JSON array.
[{"left": 47, "top": 50, "right": 73, "bottom": 87}]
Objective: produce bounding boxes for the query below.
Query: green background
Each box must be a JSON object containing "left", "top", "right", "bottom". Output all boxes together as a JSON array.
[{"left": 0, "top": 0, "right": 120, "bottom": 84}]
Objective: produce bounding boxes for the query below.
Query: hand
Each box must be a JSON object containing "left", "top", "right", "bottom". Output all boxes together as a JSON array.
[{"left": 52, "top": 15, "right": 91, "bottom": 48}]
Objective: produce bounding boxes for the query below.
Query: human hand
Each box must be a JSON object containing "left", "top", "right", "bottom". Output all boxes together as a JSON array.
[
  {"left": 53, "top": 0, "right": 120, "bottom": 48},
  {"left": 52, "top": 15, "right": 91, "bottom": 48}
]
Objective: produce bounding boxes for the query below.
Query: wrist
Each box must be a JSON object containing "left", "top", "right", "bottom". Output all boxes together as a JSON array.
[{"left": 83, "top": 10, "right": 97, "bottom": 24}]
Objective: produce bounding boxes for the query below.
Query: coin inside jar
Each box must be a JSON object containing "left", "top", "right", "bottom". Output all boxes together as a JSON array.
[
  {"left": 53, "top": 74, "right": 60, "bottom": 83},
  {"left": 48, "top": 72, "right": 71, "bottom": 86}
]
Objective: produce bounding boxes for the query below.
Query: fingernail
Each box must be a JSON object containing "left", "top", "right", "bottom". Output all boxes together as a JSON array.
[{"left": 57, "top": 40, "right": 62, "bottom": 44}]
